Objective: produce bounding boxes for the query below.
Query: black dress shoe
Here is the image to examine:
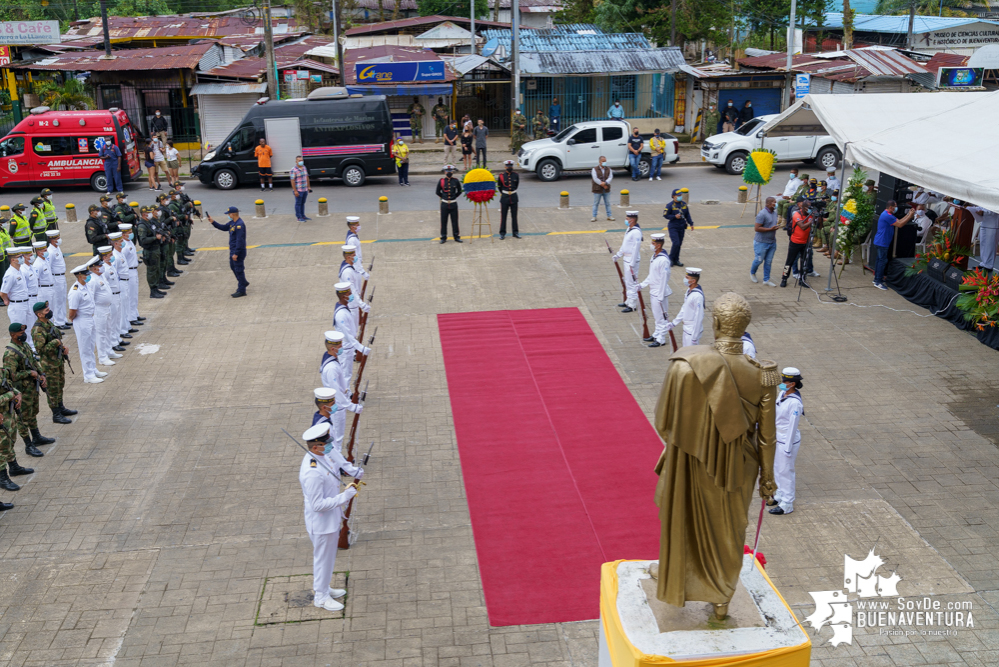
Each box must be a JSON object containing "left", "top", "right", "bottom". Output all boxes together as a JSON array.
[
  {"left": 513, "top": 233, "right": 521, "bottom": 239},
  {"left": 130, "top": 321, "right": 143, "bottom": 326},
  {"left": 157, "top": 283, "right": 172, "bottom": 290},
  {"left": 167, "top": 270, "right": 182, "bottom": 277},
  {"left": 766, "top": 498, "right": 778, "bottom": 507},
  {"left": 0, "top": 469, "right": 19, "bottom": 491},
  {"left": 454, "top": 238, "right": 463, "bottom": 243},
  {"left": 128, "top": 328, "right": 138, "bottom": 333},
  {"left": 231, "top": 291, "right": 246, "bottom": 298},
  {"left": 769, "top": 507, "right": 786, "bottom": 515},
  {"left": 150, "top": 291, "right": 165, "bottom": 299},
  {"left": 177, "top": 259, "right": 190, "bottom": 265},
  {"left": 648, "top": 341, "right": 662, "bottom": 348},
  {"left": 137, "top": 316, "right": 146, "bottom": 321},
  {"left": 121, "top": 333, "right": 133, "bottom": 339},
  {"left": 643, "top": 336, "right": 655, "bottom": 342},
  {"left": 112, "top": 345, "right": 126, "bottom": 352},
  {"left": 8, "top": 459, "right": 32, "bottom": 475},
  {"left": 118, "top": 340, "right": 130, "bottom": 346},
  {"left": 0, "top": 501, "right": 12, "bottom": 511},
  {"left": 162, "top": 279, "right": 175, "bottom": 286},
  {"left": 440, "top": 239, "right": 447, "bottom": 244},
  {"left": 621, "top": 307, "right": 634, "bottom": 313},
  {"left": 499, "top": 235, "right": 505, "bottom": 240},
  {"left": 618, "top": 302, "right": 628, "bottom": 308},
  {"left": 672, "top": 261, "right": 684, "bottom": 267},
  {"left": 53, "top": 411, "right": 72, "bottom": 424}
]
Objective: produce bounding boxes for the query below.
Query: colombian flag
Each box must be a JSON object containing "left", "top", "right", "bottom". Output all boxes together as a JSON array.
[{"left": 463, "top": 168, "right": 497, "bottom": 203}]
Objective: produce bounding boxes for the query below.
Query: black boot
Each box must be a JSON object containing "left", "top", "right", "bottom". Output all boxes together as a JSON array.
[
  {"left": 137, "top": 316, "right": 147, "bottom": 321},
  {"left": 53, "top": 408, "right": 71, "bottom": 424},
  {"left": 167, "top": 269, "right": 182, "bottom": 277},
  {"left": 31, "top": 429, "right": 54, "bottom": 445},
  {"left": 8, "top": 457, "right": 33, "bottom": 476},
  {"left": 0, "top": 468, "right": 19, "bottom": 491},
  {"left": 24, "top": 434, "right": 42, "bottom": 458},
  {"left": 150, "top": 290, "right": 165, "bottom": 299},
  {"left": 59, "top": 402, "right": 77, "bottom": 416}
]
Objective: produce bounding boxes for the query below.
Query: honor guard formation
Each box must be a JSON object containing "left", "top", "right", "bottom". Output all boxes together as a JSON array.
[
  {"left": 0, "top": 185, "right": 197, "bottom": 511},
  {"left": 294, "top": 216, "right": 378, "bottom": 613}
]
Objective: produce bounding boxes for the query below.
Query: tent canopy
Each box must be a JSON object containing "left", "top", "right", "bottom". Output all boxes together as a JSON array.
[{"left": 759, "top": 92, "right": 999, "bottom": 210}]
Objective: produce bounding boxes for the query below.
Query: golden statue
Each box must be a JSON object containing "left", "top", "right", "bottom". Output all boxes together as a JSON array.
[{"left": 653, "top": 293, "right": 778, "bottom": 621}]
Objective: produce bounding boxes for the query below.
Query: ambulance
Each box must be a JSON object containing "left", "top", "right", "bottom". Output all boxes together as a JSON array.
[{"left": 0, "top": 107, "right": 141, "bottom": 192}]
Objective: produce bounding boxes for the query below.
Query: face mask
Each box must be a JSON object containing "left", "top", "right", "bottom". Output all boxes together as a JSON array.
[
  {"left": 297, "top": 161, "right": 304, "bottom": 167},
  {"left": 15, "top": 333, "right": 26, "bottom": 343},
  {"left": 348, "top": 294, "right": 355, "bottom": 303},
  {"left": 85, "top": 274, "right": 92, "bottom": 283},
  {"left": 777, "top": 383, "right": 787, "bottom": 392},
  {"left": 155, "top": 112, "right": 161, "bottom": 117},
  {"left": 747, "top": 104, "right": 752, "bottom": 108},
  {"left": 323, "top": 442, "right": 334, "bottom": 455},
  {"left": 728, "top": 103, "right": 733, "bottom": 107},
  {"left": 863, "top": 186, "right": 870, "bottom": 192},
  {"left": 831, "top": 197, "right": 838, "bottom": 202},
  {"left": 916, "top": 211, "right": 925, "bottom": 217}
]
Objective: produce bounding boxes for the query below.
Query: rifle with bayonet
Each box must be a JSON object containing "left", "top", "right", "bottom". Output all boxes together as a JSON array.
[
  {"left": 339, "top": 441, "right": 375, "bottom": 549},
  {"left": 358, "top": 287, "right": 374, "bottom": 342},
  {"left": 360, "top": 255, "right": 374, "bottom": 300},
  {"left": 352, "top": 326, "right": 377, "bottom": 403},
  {"left": 345, "top": 380, "right": 368, "bottom": 463}
]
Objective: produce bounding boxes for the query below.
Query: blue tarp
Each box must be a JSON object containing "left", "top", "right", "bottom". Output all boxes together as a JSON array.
[{"left": 346, "top": 84, "right": 453, "bottom": 96}]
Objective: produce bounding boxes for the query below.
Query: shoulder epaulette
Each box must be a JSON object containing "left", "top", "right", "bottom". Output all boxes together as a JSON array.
[{"left": 749, "top": 356, "right": 779, "bottom": 387}]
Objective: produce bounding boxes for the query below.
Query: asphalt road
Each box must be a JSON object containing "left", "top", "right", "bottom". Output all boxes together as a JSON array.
[{"left": 0, "top": 161, "right": 817, "bottom": 217}]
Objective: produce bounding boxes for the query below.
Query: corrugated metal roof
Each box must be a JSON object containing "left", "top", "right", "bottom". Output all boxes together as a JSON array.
[
  {"left": 63, "top": 15, "right": 304, "bottom": 40},
  {"left": 202, "top": 55, "right": 339, "bottom": 80},
  {"left": 444, "top": 54, "right": 509, "bottom": 75},
  {"left": 345, "top": 15, "right": 510, "bottom": 36},
  {"left": 342, "top": 45, "right": 457, "bottom": 83},
  {"left": 738, "top": 48, "right": 927, "bottom": 82},
  {"left": 520, "top": 48, "right": 684, "bottom": 75},
  {"left": 190, "top": 81, "right": 267, "bottom": 95},
  {"left": 415, "top": 21, "right": 474, "bottom": 39},
  {"left": 923, "top": 52, "right": 970, "bottom": 73},
  {"left": 481, "top": 26, "right": 651, "bottom": 51},
  {"left": 821, "top": 12, "right": 999, "bottom": 34},
  {"left": 12, "top": 42, "right": 220, "bottom": 72},
  {"left": 679, "top": 63, "right": 786, "bottom": 78},
  {"left": 846, "top": 47, "right": 928, "bottom": 75}
]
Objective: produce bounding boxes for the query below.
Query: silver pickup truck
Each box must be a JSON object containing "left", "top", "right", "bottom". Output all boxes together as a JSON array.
[{"left": 517, "top": 120, "right": 679, "bottom": 181}]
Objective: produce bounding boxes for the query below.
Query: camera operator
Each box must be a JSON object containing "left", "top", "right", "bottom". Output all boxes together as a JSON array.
[{"left": 780, "top": 198, "right": 814, "bottom": 289}]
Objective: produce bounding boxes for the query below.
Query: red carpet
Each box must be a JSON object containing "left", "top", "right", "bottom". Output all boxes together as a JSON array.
[{"left": 438, "top": 308, "right": 664, "bottom": 626}]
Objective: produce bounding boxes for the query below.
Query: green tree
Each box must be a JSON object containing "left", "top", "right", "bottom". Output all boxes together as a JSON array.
[
  {"left": 555, "top": 0, "right": 597, "bottom": 24},
  {"left": 742, "top": 0, "right": 791, "bottom": 50},
  {"left": 34, "top": 78, "right": 95, "bottom": 110},
  {"left": 594, "top": 0, "right": 734, "bottom": 48},
  {"left": 874, "top": 0, "right": 976, "bottom": 17},
  {"left": 417, "top": 0, "right": 490, "bottom": 19}
]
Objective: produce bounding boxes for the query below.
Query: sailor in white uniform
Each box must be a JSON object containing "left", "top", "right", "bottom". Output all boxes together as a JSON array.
[
  {"left": 31, "top": 242, "right": 55, "bottom": 337},
  {"left": 344, "top": 216, "right": 370, "bottom": 281},
  {"left": 333, "top": 282, "right": 370, "bottom": 390},
  {"left": 638, "top": 233, "right": 672, "bottom": 348},
  {"left": 86, "top": 256, "right": 117, "bottom": 366},
  {"left": 769, "top": 367, "right": 804, "bottom": 515},
  {"left": 98, "top": 247, "right": 126, "bottom": 357},
  {"left": 66, "top": 263, "right": 105, "bottom": 383},
  {"left": 299, "top": 422, "right": 362, "bottom": 612},
  {"left": 20, "top": 248, "right": 39, "bottom": 350},
  {"left": 741, "top": 331, "right": 757, "bottom": 359},
  {"left": 1, "top": 249, "right": 31, "bottom": 335},
  {"left": 338, "top": 246, "right": 370, "bottom": 327},
  {"left": 320, "top": 331, "right": 363, "bottom": 452},
  {"left": 118, "top": 224, "right": 143, "bottom": 326},
  {"left": 45, "top": 231, "right": 69, "bottom": 328},
  {"left": 667, "top": 267, "right": 705, "bottom": 348},
  {"left": 613, "top": 211, "right": 643, "bottom": 312}
]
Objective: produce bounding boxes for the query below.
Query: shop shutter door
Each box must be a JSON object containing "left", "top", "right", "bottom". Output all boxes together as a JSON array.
[{"left": 198, "top": 94, "right": 259, "bottom": 149}]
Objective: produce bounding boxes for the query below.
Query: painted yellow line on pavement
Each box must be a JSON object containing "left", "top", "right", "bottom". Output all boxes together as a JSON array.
[{"left": 547, "top": 230, "right": 608, "bottom": 235}]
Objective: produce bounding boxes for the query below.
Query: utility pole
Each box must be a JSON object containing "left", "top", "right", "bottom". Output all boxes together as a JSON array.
[
  {"left": 670, "top": 0, "right": 677, "bottom": 46},
  {"left": 263, "top": 0, "right": 277, "bottom": 100},
  {"left": 783, "top": 0, "right": 796, "bottom": 110},
  {"left": 907, "top": 2, "right": 916, "bottom": 48},
  {"left": 332, "top": 0, "right": 344, "bottom": 85},
  {"left": 470, "top": 0, "right": 475, "bottom": 54},
  {"left": 99, "top": 0, "right": 112, "bottom": 58},
  {"left": 512, "top": 0, "right": 520, "bottom": 116}
]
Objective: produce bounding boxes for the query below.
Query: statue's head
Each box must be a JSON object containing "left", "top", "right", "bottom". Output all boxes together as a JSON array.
[{"left": 712, "top": 292, "right": 751, "bottom": 340}]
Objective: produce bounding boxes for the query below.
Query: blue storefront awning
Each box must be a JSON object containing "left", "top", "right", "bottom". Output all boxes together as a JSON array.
[{"left": 346, "top": 83, "right": 453, "bottom": 96}]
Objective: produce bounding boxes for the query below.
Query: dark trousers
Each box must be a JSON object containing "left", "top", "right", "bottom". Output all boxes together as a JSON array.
[
  {"left": 294, "top": 191, "right": 308, "bottom": 220},
  {"left": 795, "top": 242, "right": 814, "bottom": 276},
  {"left": 475, "top": 146, "right": 486, "bottom": 166},
  {"left": 781, "top": 242, "right": 808, "bottom": 282},
  {"left": 500, "top": 193, "right": 518, "bottom": 236},
  {"left": 874, "top": 245, "right": 889, "bottom": 284},
  {"left": 105, "top": 162, "right": 123, "bottom": 193},
  {"left": 230, "top": 250, "right": 248, "bottom": 292},
  {"left": 440, "top": 203, "right": 460, "bottom": 240},
  {"left": 144, "top": 248, "right": 160, "bottom": 290},
  {"left": 398, "top": 162, "right": 409, "bottom": 184},
  {"left": 668, "top": 225, "right": 685, "bottom": 265}
]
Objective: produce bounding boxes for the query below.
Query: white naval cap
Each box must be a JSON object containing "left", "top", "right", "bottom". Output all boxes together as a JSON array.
[
  {"left": 303, "top": 422, "right": 331, "bottom": 442},
  {"left": 45, "top": 230, "right": 60, "bottom": 238},
  {"left": 341, "top": 245, "right": 355, "bottom": 253},
  {"left": 97, "top": 245, "right": 113, "bottom": 255},
  {"left": 626, "top": 210, "right": 639, "bottom": 217},
  {"left": 781, "top": 367, "right": 801, "bottom": 376},
  {"left": 651, "top": 233, "right": 666, "bottom": 241},
  {"left": 86, "top": 255, "right": 102, "bottom": 267},
  {"left": 324, "top": 330, "right": 345, "bottom": 342},
  {"left": 346, "top": 216, "right": 360, "bottom": 223},
  {"left": 686, "top": 267, "right": 702, "bottom": 276},
  {"left": 11, "top": 246, "right": 29, "bottom": 254},
  {"left": 118, "top": 223, "right": 132, "bottom": 230},
  {"left": 314, "top": 387, "right": 337, "bottom": 401},
  {"left": 70, "top": 264, "right": 90, "bottom": 275},
  {"left": 31, "top": 241, "right": 47, "bottom": 249},
  {"left": 108, "top": 231, "right": 122, "bottom": 240},
  {"left": 334, "top": 282, "right": 352, "bottom": 293}
]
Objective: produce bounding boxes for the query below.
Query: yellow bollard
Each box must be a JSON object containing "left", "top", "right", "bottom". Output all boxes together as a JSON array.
[
  {"left": 255, "top": 198, "right": 266, "bottom": 219},
  {"left": 620, "top": 189, "right": 630, "bottom": 208},
  {"left": 0, "top": 205, "right": 8, "bottom": 221},
  {"left": 193, "top": 200, "right": 202, "bottom": 217},
  {"left": 737, "top": 186, "right": 748, "bottom": 204},
  {"left": 560, "top": 191, "right": 569, "bottom": 209},
  {"left": 130, "top": 201, "right": 139, "bottom": 216},
  {"left": 318, "top": 197, "right": 329, "bottom": 217},
  {"left": 680, "top": 187, "right": 690, "bottom": 204},
  {"left": 378, "top": 195, "right": 389, "bottom": 215},
  {"left": 65, "top": 203, "right": 77, "bottom": 223}
]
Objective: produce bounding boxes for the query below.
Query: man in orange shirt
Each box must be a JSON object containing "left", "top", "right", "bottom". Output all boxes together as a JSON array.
[
  {"left": 254, "top": 138, "right": 274, "bottom": 191},
  {"left": 780, "top": 198, "right": 813, "bottom": 289}
]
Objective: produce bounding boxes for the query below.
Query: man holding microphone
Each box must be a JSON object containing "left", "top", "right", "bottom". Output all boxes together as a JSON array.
[{"left": 208, "top": 207, "right": 248, "bottom": 298}]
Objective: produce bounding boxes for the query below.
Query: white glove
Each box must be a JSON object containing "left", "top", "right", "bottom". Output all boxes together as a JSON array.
[
  {"left": 362, "top": 302, "right": 371, "bottom": 313},
  {"left": 612, "top": 253, "right": 621, "bottom": 261},
  {"left": 362, "top": 346, "right": 371, "bottom": 356},
  {"left": 348, "top": 403, "right": 363, "bottom": 414},
  {"left": 666, "top": 321, "right": 675, "bottom": 331},
  {"left": 353, "top": 467, "right": 364, "bottom": 481}
]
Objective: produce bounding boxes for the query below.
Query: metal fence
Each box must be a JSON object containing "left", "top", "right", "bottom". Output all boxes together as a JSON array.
[
  {"left": 93, "top": 79, "right": 200, "bottom": 143},
  {"left": 520, "top": 73, "right": 676, "bottom": 125}
]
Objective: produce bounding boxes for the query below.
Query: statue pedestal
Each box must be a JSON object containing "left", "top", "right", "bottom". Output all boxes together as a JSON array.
[{"left": 599, "top": 556, "right": 811, "bottom": 666}]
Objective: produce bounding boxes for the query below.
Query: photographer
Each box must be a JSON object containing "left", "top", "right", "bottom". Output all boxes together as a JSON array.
[{"left": 780, "top": 198, "right": 813, "bottom": 289}]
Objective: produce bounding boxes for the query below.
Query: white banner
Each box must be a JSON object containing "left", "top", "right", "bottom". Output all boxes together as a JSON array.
[{"left": 0, "top": 21, "right": 61, "bottom": 45}]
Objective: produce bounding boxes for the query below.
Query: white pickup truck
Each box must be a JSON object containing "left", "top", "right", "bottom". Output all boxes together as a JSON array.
[
  {"left": 517, "top": 120, "right": 679, "bottom": 182},
  {"left": 701, "top": 114, "right": 841, "bottom": 175}
]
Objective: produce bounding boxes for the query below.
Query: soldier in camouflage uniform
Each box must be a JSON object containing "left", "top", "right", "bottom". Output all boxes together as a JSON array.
[
  {"left": 31, "top": 301, "right": 75, "bottom": 425},
  {"left": 532, "top": 110, "right": 549, "bottom": 139},
  {"left": 156, "top": 193, "right": 180, "bottom": 283},
  {"left": 176, "top": 182, "right": 197, "bottom": 260},
  {"left": 431, "top": 97, "right": 449, "bottom": 143},
  {"left": 4, "top": 321, "right": 52, "bottom": 457},
  {"left": 99, "top": 194, "right": 119, "bottom": 235},
  {"left": 113, "top": 192, "right": 137, "bottom": 230},
  {"left": 510, "top": 109, "right": 528, "bottom": 155},
  {"left": 407, "top": 97, "right": 425, "bottom": 143},
  {"left": 136, "top": 207, "right": 166, "bottom": 298},
  {"left": 0, "top": 362, "right": 30, "bottom": 502}
]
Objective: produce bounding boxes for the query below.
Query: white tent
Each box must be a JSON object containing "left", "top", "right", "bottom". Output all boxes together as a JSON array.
[{"left": 759, "top": 91, "right": 999, "bottom": 211}]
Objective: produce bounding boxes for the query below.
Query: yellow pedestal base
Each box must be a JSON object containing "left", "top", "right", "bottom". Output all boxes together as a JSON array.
[{"left": 599, "top": 557, "right": 811, "bottom": 666}]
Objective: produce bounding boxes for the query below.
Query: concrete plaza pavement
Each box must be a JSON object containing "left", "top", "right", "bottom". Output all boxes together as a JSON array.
[{"left": 0, "top": 199, "right": 997, "bottom": 666}]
